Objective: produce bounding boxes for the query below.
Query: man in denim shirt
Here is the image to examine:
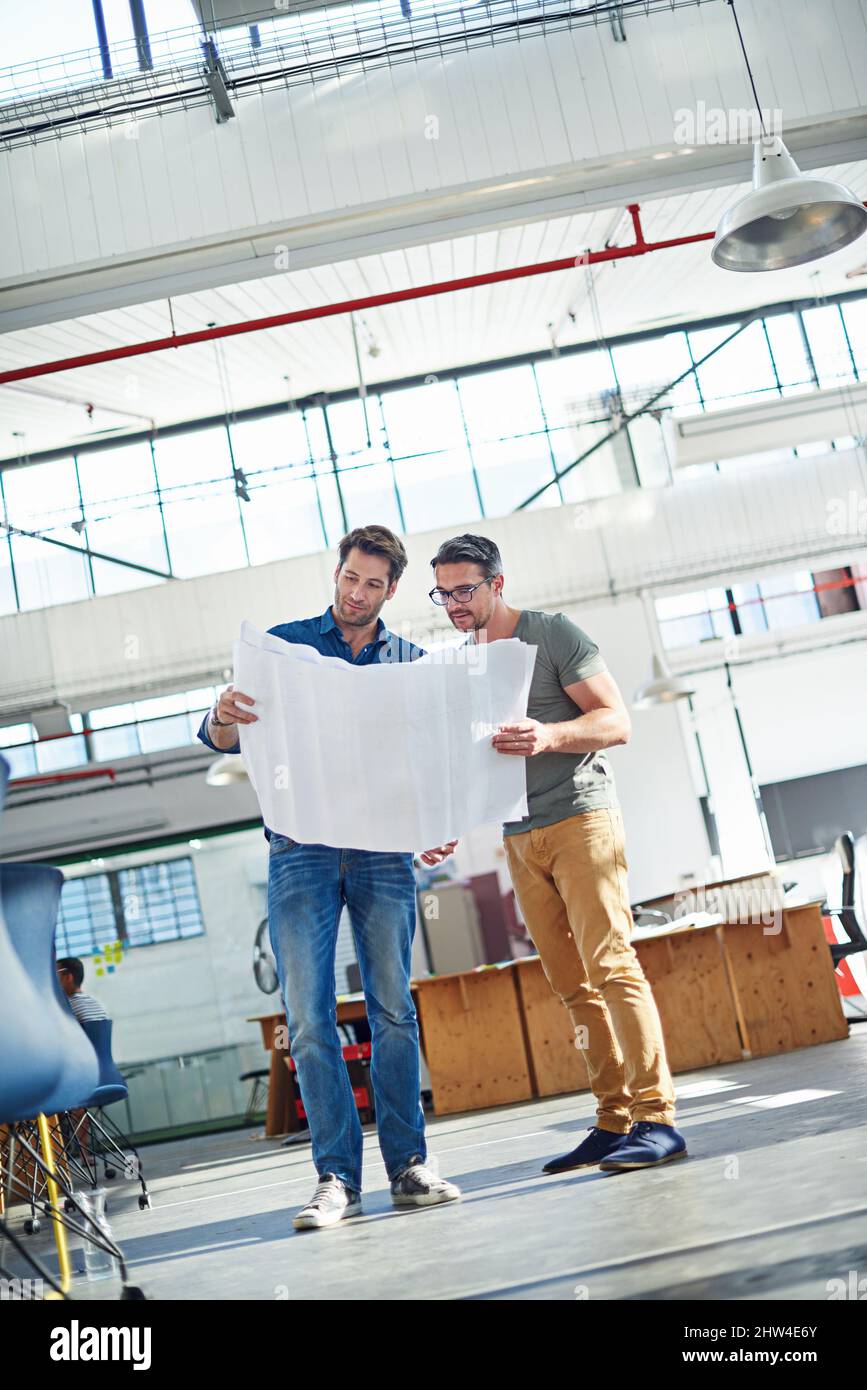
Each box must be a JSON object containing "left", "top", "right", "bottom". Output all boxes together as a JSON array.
[{"left": 198, "top": 525, "right": 461, "bottom": 1229}]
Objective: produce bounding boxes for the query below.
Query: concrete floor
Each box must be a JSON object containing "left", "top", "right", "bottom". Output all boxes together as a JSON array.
[{"left": 5, "top": 1029, "right": 867, "bottom": 1301}]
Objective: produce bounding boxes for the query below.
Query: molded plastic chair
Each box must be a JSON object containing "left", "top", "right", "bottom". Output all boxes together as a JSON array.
[
  {"left": 0, "top": 862, "right": 99, "bottom": 1119},
  {"left": 79, "top": 1019, "right": 128, "bottom": 1108},
  {"left": 0, "top": 758, "right": 64, "bottom": 1123}
]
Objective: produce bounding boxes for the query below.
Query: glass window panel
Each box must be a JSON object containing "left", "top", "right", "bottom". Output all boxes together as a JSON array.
[
  {"left": 381, "top": 381, "right": 467, "bottom": 456},
  {"left": 78, "top": 445, "right": 170, "bottom": 596},
  {"left": 471, "top": 436, "right": 557, "bottom": 516},
  {"left": 8, "top": 533, "right": 90, "bottom": 610},
  {"left": 3, "top": 457, "right": 81, "bottom": 530},
  {"left": 230, "top": 411, "right": 326, "bottom": 565},
  {"left": 794, "top": 440, "right": 832, "bottom": 457},
  {"left": 309, "top": 470, "right": 346, "bottom": 547},
  {"left": 689, "top": 320, "right": 777, "bottom": 405},
  {"left": 1, "top": 744, "right": 37, "bottom": 778},
  {"left": 627, "top": 415, "right": 673, "bottom": 488},
  {"left": 658, "top": 613, "right": 714, "bottom": 647},
  {"left": 0, "top": 722, "right": 33, "bottom": 747},
  {"left": 138, "top": 714, "right": 192, "bottom": 754},
  {"left": 325, "top": 398, "right": 387, "bottom": 461},
  {"left": 134, "top": 693, "right": 188, "bottom": 720},
  {"left": 339, "top": 460, "right": 402, "bottom": 532},
  {"left": 457, "top": 367, "right": 545, "bottom": 443},
  {"left": 77, "top": 442, "right": 156, "bottom": 506},
  {"left": 392, "top": 449, "right": 482, "bottom": 532},
  {"left": 802, "top": 306, "right": 856, "bottom": 387},
  {"left": 611, "top": 333, "right": 699, "bottom": 412},
  {"left": 185, "top": 687, "right": 216, "bottom": 711},
  {"left": 119, "top": 858, "right": 204, "bottom": 946},
  {"left": 89, "top": 702, "right": 137, "bottom": 729},
  {"left": 3, "top": 458, "right": 89, "bottom": 607},
  {"left": 731, "top": 581, "right": 768, "bottom": 634},
  {"left": 87, "top": 521, "right": 168, "bottom": 596},
  {"left": 552, "top": 424, "right": 623, "bottom": 503},
  {"left": 245, "top": 474, "right": 326, "bottom": 564},
  {"left": 91, "top": 726, "right": 141, "bottom": 761},
  {"left": 764, "top": 314, "right": 813, "bottom": 388},
  {"left": 34, "top": 734, "right": 88, "bottom": 773},
  {"left": 0, "top": 537, "right": 17, "bottom": 615},
  {"left": 301, "top": 407, "right": 332, "bottom": 466},
  {"left": 154, "top": 427, "right": 234, "bottom": 490},
  {"left": 161, "top": 491, "right": 247, "bottom": 579},
  {"left": 533, "top": 351, "right": 620, "bottom": 427},
  {"left": 758, "top": 571, "right": 820, "bottom": 629},
  {"left": 56, "top": 873, "right": 116, "bottom": 960},
  {"left": 0, "top": 0, "right": 97, "bottom": 78},
  {"left": 655, "top": 589, "right": 734, "bottom": 648},
  {"left": 841, "top": 299, "right": 867, "bottom": 375},
  {"left": 228, "top": 412, "right": 311, "bottom": 477}
]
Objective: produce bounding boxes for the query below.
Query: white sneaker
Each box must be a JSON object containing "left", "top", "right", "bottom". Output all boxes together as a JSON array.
[
  {"left": 293, "top": 1174, "right": 362, "bottom": 1230},
  {"left": 390, "top": 1155, "right": 462, "bottom": 1208}
]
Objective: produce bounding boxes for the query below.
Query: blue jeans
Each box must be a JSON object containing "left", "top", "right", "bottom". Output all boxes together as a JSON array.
[{"left": 267, "top": 835, "right": 426, "bottom": 1192}]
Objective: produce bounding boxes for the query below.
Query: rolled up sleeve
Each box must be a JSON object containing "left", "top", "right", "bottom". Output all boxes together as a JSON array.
[{"left": 196, "top": 710, "right": 240, "bottom": 754}]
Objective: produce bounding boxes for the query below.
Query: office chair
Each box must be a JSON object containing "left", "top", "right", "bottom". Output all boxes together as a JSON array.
[
  {"left": 59, "top": 1018, "right": 151, "bottom": 1214},
  {"left": 824, "top": 832, "right": 867, "bottom": 967},
  {"left": 0, "top": 858, "right": 144, "bottom": 1299}
]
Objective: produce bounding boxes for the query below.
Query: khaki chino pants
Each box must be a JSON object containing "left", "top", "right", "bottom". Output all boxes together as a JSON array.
[{"left": 504, "top": 807, "right": 676, "bottom": 1131}]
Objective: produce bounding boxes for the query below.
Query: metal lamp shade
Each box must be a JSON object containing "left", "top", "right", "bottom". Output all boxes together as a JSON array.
[
  {"left": 712, "top": 138, "right": 867, "bottom": 272},
  {"left": 633, "top": 654, "right": 695, "bottom": 709}
]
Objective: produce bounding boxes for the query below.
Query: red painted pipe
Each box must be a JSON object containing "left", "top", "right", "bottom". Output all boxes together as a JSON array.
[
  {"left": 0, "top": 204, "right": 720, "bottom": 385},
  {"left": 9, "top": 768, "right": 116, "bottom": 787},
  {"left": 5, "top": 198, "right": 864, "bottom": 388}
]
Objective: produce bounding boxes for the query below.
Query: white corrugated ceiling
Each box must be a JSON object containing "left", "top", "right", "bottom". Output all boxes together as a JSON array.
[{"left": 2, "top": 161, "right": 867, "bottom": 458}]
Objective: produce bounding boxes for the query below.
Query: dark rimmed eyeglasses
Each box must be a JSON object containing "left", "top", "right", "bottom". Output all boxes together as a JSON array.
[{"left": 428, "top": 578, "right": 493, "bottom": 607}]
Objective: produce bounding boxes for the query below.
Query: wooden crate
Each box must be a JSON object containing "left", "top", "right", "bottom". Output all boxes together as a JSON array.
[
  {"left": 414, "top": 968, "right": 533, "bottom": 1115},
  {"left": 634, "top": 929, "right": 745, "bottom": 1071},
  {"left": 719, "top": 903, "right": 848, "bottom": 1057},
  {"left": 512, "top": 957, "right": 592, "bottom": 1097}
]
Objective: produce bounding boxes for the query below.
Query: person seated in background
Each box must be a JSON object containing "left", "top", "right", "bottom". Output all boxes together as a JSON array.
[{"left": 57, "top": 957, "right": 110, "bottom": 1023}]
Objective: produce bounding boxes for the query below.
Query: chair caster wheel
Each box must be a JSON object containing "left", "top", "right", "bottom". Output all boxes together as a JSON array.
[
  {"left": 104, "top": 1166, "right": 116, "bottom": 1180},
  {"left": 23, "top": 1218, "right": 40, "bottom": 1235},
  {"left": 64, "top": 1198, "right": 74, "bottom": 1213},
  {"left": 138, "top": 1193, "right": 152, "bottom": 1210},
  {"left": 121, "top": 1284, "right": 147, "bottom": 1300}
]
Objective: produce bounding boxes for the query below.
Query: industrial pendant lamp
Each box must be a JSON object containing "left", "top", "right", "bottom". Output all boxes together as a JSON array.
[
  {"left": 712, "top": 2, "right": 867, "bottom": 272},
  {"left": 633, "top": 653, "right": 696, "bottom": 710}
]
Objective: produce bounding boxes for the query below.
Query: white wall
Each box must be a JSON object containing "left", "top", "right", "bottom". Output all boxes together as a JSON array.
[
  {"left": 732, "top": 644, "right": 867, "bottom": 784},
  {"left": 61, "top": 829, "right": 272, "bottom": 1064}
]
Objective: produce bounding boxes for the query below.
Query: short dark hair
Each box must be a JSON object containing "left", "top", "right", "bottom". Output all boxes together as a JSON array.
[
  {"left": 57, "top": 957, "right": 84, "bottom": 988},
  {"left": 430, "top": 533, "right": 503, "bottom": 579},
  {"left": 338, "top": 525, "right": 408, "bottom": 585}
]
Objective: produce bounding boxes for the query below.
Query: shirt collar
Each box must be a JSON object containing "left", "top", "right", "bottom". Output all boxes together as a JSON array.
[{"left": 319, "top": 606, "right": 389, "bottom": 646}]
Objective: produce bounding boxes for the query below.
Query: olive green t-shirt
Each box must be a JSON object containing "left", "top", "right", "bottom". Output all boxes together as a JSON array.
[{"left": 500, "top": 609, "right": 620, "bottom": 835}]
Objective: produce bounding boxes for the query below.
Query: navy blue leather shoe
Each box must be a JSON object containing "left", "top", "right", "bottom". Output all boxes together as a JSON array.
[
  {"left": 542, "top": 1125, "right": 631, "bottom": 1174},
  {"left": 598, "top": 1121, "right": 688, "bottom": 1170}
]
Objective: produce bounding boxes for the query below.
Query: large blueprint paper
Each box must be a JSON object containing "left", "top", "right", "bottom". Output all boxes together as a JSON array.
[{"left": 233, "top": 621, "right": 537, "bottom": 851}]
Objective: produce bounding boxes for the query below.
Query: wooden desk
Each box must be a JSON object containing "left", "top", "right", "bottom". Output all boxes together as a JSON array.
[{"left": 248, "top": 991, "right": 412, "bottom": 1138}]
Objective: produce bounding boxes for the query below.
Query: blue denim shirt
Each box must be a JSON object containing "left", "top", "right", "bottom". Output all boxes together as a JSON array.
[{"left": 196, "top": 606, "right": 424, "bottom": 841}]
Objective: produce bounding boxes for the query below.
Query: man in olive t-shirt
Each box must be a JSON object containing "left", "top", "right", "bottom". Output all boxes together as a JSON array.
[{"left": 429, "top": 533, "right": 687, "bottom": 1174}]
